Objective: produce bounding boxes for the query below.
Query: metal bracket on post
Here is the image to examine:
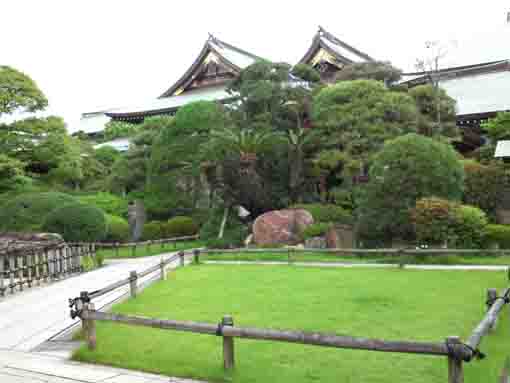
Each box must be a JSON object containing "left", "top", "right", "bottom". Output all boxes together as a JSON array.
[
  {"left": 193, "top": 249, "right": 200, "bottom": 265},
  {"left": 69, "top": 291, "right": 90, "bottom": 320},
  {"left": 179, "top": 251, "right": 185, "bottom": 267}
]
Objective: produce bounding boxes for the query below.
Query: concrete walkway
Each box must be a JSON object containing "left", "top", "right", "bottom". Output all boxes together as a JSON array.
[
  {"left": 0, "top": 252, "right": 206, "bottom": 382},
  {"left": 0, "top": 349, "right": 203, "bottom": 382},
  {"left": 0, "top": 254, "right": 180, "bottom": 352}
]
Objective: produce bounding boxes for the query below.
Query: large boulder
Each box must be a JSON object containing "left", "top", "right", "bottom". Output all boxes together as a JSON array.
[{"left": 253, "top": 209, "right": 314, "bottom": 245}]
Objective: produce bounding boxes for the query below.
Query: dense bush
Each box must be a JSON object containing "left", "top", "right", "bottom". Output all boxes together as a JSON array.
[
  {"left": 43, "top": 203, "right": 107, "bottom": 242},
  {"left": 141, "top": 221, "right": 164, "bottom": 240},
  {"left": 462, "top": 161, "right": 506, "bottom": 219},
  {"left": 77, "top": 192, "right": 128, "bottom": 218},
  {"left": 290, "top": 203, "right": 352, "bottom": 224},
  {"left": 359, "top": 134, "right": 464, "bottom": 241},
  {"left": 105, "top": 214, "right": 130, "bottom": 242},
  {"left": 483, "top": 224, "right": 510, "bottom": 249},
  {"left": 450, "top": 205, "right": 488, "bottom": 248},
  {"left": 412, "top": 197, "right": 456, "bottom": 246},
  {"left": 0, "top": 192, "right": 78, "bottom": 232},
  {"left": 301, "top": 223, "right": 332, "bottom": 240},
  {"left": 200, "top": 207, "right": 248, "bottom": 248},
  {"left": 165, "top": 216, "right": 198, "bottom": 237}
]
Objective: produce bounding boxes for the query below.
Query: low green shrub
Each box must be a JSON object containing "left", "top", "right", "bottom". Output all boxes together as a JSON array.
[
  {"left": 94, "top": 252, "right": 105, "bottom": 267},
  {"left": 450, "top": 205, "right": 488, "bottom": 248},
  {"left": 0, "top": 192, "right": 78, "bottom": 232},
  {"left": 42, "top": 203, "right": 107, "bottom": 242},
  {"left": 290, "top": 203, "right": 352, "bottom": 224},
  {"left": 412, "top": 197, "right": 456, "bottom": 246},
  {"left": 81, "top": 255, "right": 95, "bottom": 272},
  {"left": 141, "top": 221, "right": 164, "bottom": 240},
  {"left": 165, "top": 216, "right": 198, "bottom": 237},
  {"left": 302, "top": 223, "right": 332, "bottom": 240},
  {"left": 77, "top": 192, "right": 128, "bottom": 218},
  {"left": 105, "top": 215, "right": 130, "bottom": 242},
  {"left": 483, "top": 224, "right": 510, "bottom": 249}
]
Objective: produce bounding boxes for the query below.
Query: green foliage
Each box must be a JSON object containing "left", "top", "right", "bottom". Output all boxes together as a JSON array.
[
  {"left": 291, "top": 203, "right": 352, "bottom": 224},
  {"left": 302, "top": 222, "right": 332, "bottom": 240},
  {"left": 0, "top": 66, "right": 48, "bottom": 116},
  {"left": 312, "top": 80, "right": 419, "bottom": 166},
  {"left": 199, "top": 207, "right": 247, "bottom": 244},
  {"left": 0, "top": 192, "right": 78, "bottom": 231},
  {"left": 482, "top": 112, "right": 510, "bottom": 142},
  {"left": 328, "top": 187, "right": 356, "bottom": 211},
  {"left": 43, "top": 203, "right": 107, "bottom": 242},
  {"left": 408, "top": 84, "right": 458, "bottom": 138},
  {"left": 95, "top": 252, "right": 105, "bottom": 267},
  {"left": 141, "top": 221, "right": 164, "bottom": 240},
  {"left": 412, "top": 197, "right": 456, "bottom": 246},
  {"left": 165, "top": 216, "right": 198, "bottom": 237},
  {"left": 103, "top": 121, "right": 139, "bottom": 141},
  {"left": 291, "top": 64, "right": 321, "bottom": 83},
  {"left": 80, "top": 255, "right": 95, "bottom": 272},
  {"left": 334, "top": 61, "right": 402, "bottom": 85},
  {"left": 483, "top": 224, "right": 510, "bottom": 249},
  {"left": 359, "top": 134, "right": 464, "bottom": 240},
  {"left": 450, "top": 205, "right": 488, "bottom": 248},
  {"left": 77, "top": 192, "right": 128, "bottom": 217},
  {"left": 105, "top": 214, "right": 130, "bottom": 242},
  {"left": 462, "top": 161, "right": 506, "bottom": 219},
  {"left": 0, "top": 154, "right": 25, "bottom": 192},
  {"left": 94, "top": 146, "right": 121, "bottom": 168}
]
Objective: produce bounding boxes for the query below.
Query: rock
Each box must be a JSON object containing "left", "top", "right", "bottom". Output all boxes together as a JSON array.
[
  {"left": 305, "top": 236, "right": 327, "bottom": 249},
  {"left": 325, "top": 225, "right": 355, "bottom": 249},
  {"left": 253, "top": 209, "right": 314, "bottom": 246}
]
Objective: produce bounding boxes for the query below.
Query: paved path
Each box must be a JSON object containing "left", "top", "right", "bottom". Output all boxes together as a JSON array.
[
  {"left": 0, "top": 254, "right": 180, "bottom": 352},
  {"left": 0, "top": 349, "right": 203, "bottom": 382}
]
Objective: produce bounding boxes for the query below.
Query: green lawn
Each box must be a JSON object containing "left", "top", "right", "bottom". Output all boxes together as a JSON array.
[
  {"left": 204, "top": 251, "right": 510, "bottom": 266},
  {"left": 74, "top": 264, "right": 509, "bottom": 383},
  {"left": 98, "top": 240, "right": 204, "bottom": 259}
]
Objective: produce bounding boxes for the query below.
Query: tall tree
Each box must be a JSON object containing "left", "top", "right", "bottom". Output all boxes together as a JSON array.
[{"left": 0, "top": 66, "right": 47, "bottom": 116}]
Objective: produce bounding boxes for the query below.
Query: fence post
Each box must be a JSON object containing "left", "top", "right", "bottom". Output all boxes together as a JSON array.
[
  {"left": 27, "top": 252, "right": 33, "bottom": 288},
  {"left": 446, "top": 336, "right": 464, "bottom": 383},
  {"left": 0, "top": 255, "right": 4, "bottom": 297},
  {"left": 17, "top": 255, "right": 24, "bottom": 291},
  {"left": 9, "top": 255, "right": 16, "bottom": 294},
  {"left": 179, "top": 251, "right": 185, "bottom": 267},
  {"left": 129, "top": 271, "right": 138, "bottom": 298},
  {"left": 160, "top": 259, "right": 166, "bottom": 281},
  {"left": 193, "top": 249, "right": 200, "bottom": 265},
  {"left": 84, "top": 302, "right": 96, "bottom": 351},
  {"left": 487, "top": 288, "right": 498, "bottom": 331},
  {"left": 115, "top": 243, "right": 120, "bottom": 258},
  {"left": 222, "top": 315, "right": 235, "bottom": 370}
]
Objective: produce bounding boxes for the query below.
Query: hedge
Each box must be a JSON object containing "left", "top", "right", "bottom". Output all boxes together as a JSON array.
[
  {"left": 0, "top": 192, "right": 78, "bottom": 232},
  {"left": 76, "top": 192, "right": 128, "bottom": 218},
  {"left": 290, "top": 203, "right": 352, "bottom": 224},
  {"left": 42, "top": 203, "right": 107, "bottom": 242},
  {"left": 301, "top": 223, "right": 332, "bottom": 240},
  {"left": 165, "top": 216, "right": 198, "bottom": 237},
  {"left": 484, "top": 224, "right": 510, "bottom": 249},
  {"left": 105, "top": 214, "right": 130, "bottom": 242}
]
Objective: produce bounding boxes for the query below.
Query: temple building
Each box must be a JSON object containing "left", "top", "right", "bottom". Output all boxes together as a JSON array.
[{"left": 79, "top": 23, "right": 510, "bottom": 153}]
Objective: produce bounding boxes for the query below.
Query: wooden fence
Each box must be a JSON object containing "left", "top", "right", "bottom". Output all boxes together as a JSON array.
[
  {"left": 1, "top": 242, "right": 94, "bottom": 297},
  {"left": 70, "top": 248, "right": 510, "bottom": 383}
]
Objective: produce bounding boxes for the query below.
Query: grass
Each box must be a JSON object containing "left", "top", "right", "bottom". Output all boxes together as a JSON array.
[
  {"left": 73, "top": 264, "right": 509, "bottom": 383},
  {"left": 204, "top": 251, "right": 510, "bottom": 266},
  {"left": 98, "top": 240, "right": 204, "bottom": 259}
]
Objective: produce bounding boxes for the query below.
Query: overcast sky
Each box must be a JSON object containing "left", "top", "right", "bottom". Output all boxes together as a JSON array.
[{"left": 1, "top": 1, "right": 509, "bottom": 132}]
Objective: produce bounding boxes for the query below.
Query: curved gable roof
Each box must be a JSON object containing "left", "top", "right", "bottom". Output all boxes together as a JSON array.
[{"left": 159, "top": 35, "right": 264, "bottom": 98}]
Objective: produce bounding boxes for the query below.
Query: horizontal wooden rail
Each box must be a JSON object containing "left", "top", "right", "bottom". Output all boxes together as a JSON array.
[
  {"left": 467, "top": 288, "right": 510, "bottom": 351},
  {"left": 72, "top": 235, "right": 199, "bottom": 249},
  {"left": 202, "top": 248, "right": 510, "bottom": 255},
  {"left": 82, "top": 309, "right": 472, "bottom": 360}
]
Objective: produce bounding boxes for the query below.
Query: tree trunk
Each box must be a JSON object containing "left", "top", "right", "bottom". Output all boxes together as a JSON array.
[{"left": 218, "top": 206, "right": 230, "bottom": 239}]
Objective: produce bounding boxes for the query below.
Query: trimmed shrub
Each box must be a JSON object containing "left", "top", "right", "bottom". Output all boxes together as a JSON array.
[
  {"left": 290, "top": 203, "right": 352, "bottom": 224},
  {"left": 412, "top": 197, "right": 456, "bottom": 246},
  {"left": 0, "top": 192, "right": 78, "bottom": 232},
  {"left": 141, "top": 221, "right": 164, "bottom": 240},
  {"left": 483, "top": 224, "right": 510, "bottom": 249},
  {"left": 43, "top": 203, "right": 107, "bottom": 242},
  {"left": 105, "top": 215, "right": 130, "bottom": 242},
  {"left": 302, "top": 223, "right": 333, "bottom": 240},
  {"left": 76, "top": 192, "right": 128, "bottom": 218},
  {"left": 81, "top": 255, "right": 95, "bottom": 272},
  {"left": 164, "top": 216, "right": 198, "bottom": 237},
  {"left": 462, "top": 161, "right": 506, "bottom": 220},
  {"left": 450, "top": 205, "right": 488, "bottom": 248},
  {"left": 359, "top": 134, "right": 464, "bottom": 241}
]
